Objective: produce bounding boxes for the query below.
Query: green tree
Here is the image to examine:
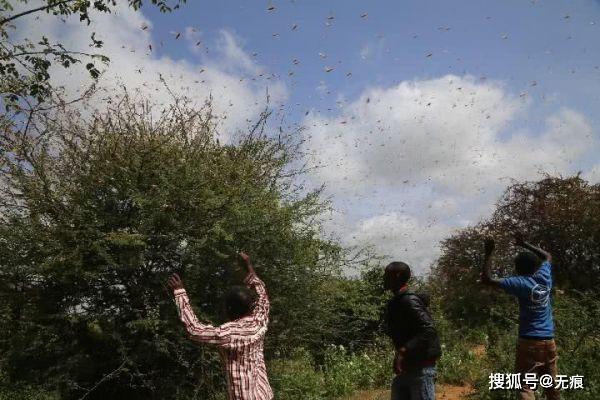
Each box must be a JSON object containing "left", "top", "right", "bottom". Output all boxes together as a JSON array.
[{"left": 0, "top": 93, "right": 348, "bottom": 399}]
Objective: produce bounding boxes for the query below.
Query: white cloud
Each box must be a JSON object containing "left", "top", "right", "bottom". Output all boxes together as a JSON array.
[
  {"left": 213, "top": 29, "right": 263, "bottom": 76},
  {"left": 349, "top": 212, "right": 454, "bottom": 274},
  {"left": 584, "top": 164, "right": 600, "bottom": 183},
  {"left": 306, "top": 76, "right": 516, "bottom": 194},
  {"left": 306, "top": 75, "right": 599, "bottom": 272},
  {"left": 14, "top": 2, "right": 286, "bottom": 140}
]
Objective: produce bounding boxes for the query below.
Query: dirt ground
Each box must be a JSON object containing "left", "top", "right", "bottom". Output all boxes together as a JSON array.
[
  {"left": 344, "top": 383, "right": 475, "bottom": 400},
  {"left": 437, "top": 384, "right": 476, "bottom": 399}
]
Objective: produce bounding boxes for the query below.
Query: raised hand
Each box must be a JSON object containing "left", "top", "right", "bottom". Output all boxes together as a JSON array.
[
  {"left": 238, "top": 251, "right": 256, "bottom": 276},
  {"left": 513, "top": 234, "right": 552, "bottom": 262},
  {"left": 167, "top": 273, "right": 184, "bottom": 292},
  {"left": 481, "top": 238, "right": 501, "bottom": 287}
]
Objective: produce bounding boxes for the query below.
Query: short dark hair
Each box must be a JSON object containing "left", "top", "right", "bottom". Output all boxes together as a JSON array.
[
  {"left": 224, "top": 286, "right": 256, "bottom": 320},
  {"left": 384, "top": 261, "right": 411, "bottom": 289},
  {"left": 514, "top": 251, "right": 540, "bottom": 276}
]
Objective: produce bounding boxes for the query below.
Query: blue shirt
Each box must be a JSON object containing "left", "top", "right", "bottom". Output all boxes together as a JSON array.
[{"left": 499, "top": 261, "right": 555, "bottom": 338}]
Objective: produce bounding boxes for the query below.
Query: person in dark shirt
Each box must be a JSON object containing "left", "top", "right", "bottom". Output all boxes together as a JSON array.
[
  {"left": 384, "top": 261, "right": 442, "bottom": 400},
  {"left": 480, "top": 234, "right": 559, "bottom": 400}
]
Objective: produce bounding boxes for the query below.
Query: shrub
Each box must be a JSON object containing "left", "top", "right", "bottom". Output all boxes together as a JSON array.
[
  {"left": 0, "top": 94, "right": 350, "bottom": 399},
  {"left": 269, "top": 344, "right": 394, "bottom": 400},
  {"left": 269, "top": 349, "right": 326, "bottom": 400}
]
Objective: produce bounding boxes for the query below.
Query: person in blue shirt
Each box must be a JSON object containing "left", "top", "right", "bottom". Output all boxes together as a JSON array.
[{"left": 480, "top": 234, "right": 560, "bottom": 400}]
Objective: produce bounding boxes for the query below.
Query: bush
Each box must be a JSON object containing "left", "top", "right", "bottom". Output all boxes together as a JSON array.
[
  {"left": 269, "top": 349, "right": 327, "bottom": 400},
  {"left": 0, "top": 94, "right": 353, "bottom": 399},
  {"left": 322, "top": 345, "right": 392, "bottom": 398},
  {"left": 269, "top": 344, "right": 393, "bottom": 400},
  {"left": 0, "top": 370, "right": 59, "bottom": 400}
]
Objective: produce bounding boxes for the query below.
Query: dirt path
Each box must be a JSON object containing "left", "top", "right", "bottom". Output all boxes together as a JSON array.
[
  {"left": 437, "top": 384, "right": 475, "bottom": 399},
  {"left": 343, "top": 384, "right": 475, "bottom": 400}
]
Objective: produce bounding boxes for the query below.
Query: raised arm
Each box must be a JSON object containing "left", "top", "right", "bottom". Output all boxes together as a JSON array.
[
  {"left": 167, "top": 274, "right": 232, "bottom": 347},
  {"left": 238, "top": 252, "right": 269, "bottom": 324},
  {"left": 515, "top": 233, "right": 552, "bottom": 262},
  {"left": 244, "top": 273, "right": 270, "bottom": 324},
  {"left": 481, "top": 238, "right": 502, "bottom": 288}
]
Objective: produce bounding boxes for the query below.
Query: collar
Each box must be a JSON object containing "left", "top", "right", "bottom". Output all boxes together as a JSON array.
[{"left": 393, "top": 285, "right": 409, "bottom": 296}]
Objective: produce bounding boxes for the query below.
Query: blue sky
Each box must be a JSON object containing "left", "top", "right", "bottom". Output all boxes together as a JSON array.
[
  {"left": 20, "top": 0, "right": 600, "bottom": 273},
  {"left": 141, "top": 0, "right": 600, "bottom": 125}
]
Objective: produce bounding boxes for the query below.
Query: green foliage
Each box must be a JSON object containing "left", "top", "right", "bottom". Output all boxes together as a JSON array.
[
  {"left": 297, "top": 272, "right": 386, "bottom": 355},
  {"left": 0, "top": 94, "right": 350, "bottom": 399},
  {"left": 270, "top": 345, "right": 393, "bottom": 400},
  {"left": 0, "top": 369, "right": 59, "bottom": 400},
  {"left": 270, "top": 349, "right": 327, "bottom": 400},
  {"left": 322, "top": 344, "right": 392, "bottom": 398},
  {"left": 434, "top": 327, "right": 486, "bottom": 385}
]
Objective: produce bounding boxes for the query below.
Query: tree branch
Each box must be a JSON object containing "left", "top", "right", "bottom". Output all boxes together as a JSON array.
[
  {"left": 0, "top": 0, "right": 75, "bottom": 26},
  {"left": 77, "top": 360, "right": 127, "bottom": 400}
]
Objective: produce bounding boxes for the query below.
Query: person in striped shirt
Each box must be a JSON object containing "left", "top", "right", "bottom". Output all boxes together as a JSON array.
[{"left": 166, "top": 252, "right": 273, "bottom": 400}]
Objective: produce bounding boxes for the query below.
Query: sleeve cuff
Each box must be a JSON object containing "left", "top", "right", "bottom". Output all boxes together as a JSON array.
[{"left": 174, "top": 288, "right": 186, "bottom": 296}]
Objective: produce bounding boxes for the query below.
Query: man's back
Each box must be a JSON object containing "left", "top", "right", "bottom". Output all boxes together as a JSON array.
[
  {"left": 174, "top": 273, "right": 273, "bottom": 400},
  {"left": 481, "top": 238, "right": 560, "bottom": 400},
  {"left": 499, "top": 260, "right": 555, "bottom": 338},
  {"left": 216, "top": 315, "right": 272, "bottom": 400}
]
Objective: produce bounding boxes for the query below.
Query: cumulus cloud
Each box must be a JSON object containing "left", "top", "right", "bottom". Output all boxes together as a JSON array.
[
  {"left": 304, "top": 75, "right": 596, "bottom": 195},
  {"left": 14, "top": 2, "right": 286, "bottom": 139},
  {"left": 350, "top": 212, "right": 454, "bottom": 271},
  {"left": 306, "top": 75, "right": 598, "bottom": 272}
]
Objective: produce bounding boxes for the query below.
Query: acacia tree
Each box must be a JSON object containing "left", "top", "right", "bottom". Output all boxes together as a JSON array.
[{"left": 0, "top": 92, "right": 349, "bottom": 399}]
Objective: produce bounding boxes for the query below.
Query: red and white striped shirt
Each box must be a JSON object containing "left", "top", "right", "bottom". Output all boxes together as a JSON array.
[{"left": 173, "top": 273, "right": 273, "bottom": 400}]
